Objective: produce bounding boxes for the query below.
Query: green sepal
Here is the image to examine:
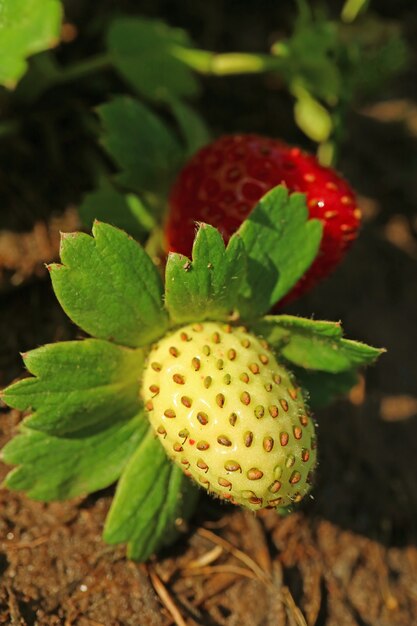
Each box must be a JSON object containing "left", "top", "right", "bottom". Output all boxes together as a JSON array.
[
  {"left": 2, "top": 415, "right": 148, "bottom": 501},
  {"left": 98, "top": 96, "right": 183, "bottom": 195},
  {"left": 253, "top": 315, "right": 384, "bottom": 373},
  {"left": 104, "top": 431, "right": 199, "bottom": 561},
  {"left": 107, "top": 18, "right": 199, "bottom": 101},
  {"left": 232, "top": 185, "right": 322, "bottom": 318},
  {"left": 2, "top": 339, "right": 145, "bottom": 436},
  {"left": 294, "top": 366, "right": 359, "bottom": 410},
  {"left": 49, "top": 221, "right": 168, "bottom": 348},
  {"left": 165, "top": 223, "right": 246, "bottom": 324}
]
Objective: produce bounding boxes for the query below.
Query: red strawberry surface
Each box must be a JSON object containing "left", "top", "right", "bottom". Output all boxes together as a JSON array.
[{"left": 165, "top": 134, "right": 361, "bottom": 305}]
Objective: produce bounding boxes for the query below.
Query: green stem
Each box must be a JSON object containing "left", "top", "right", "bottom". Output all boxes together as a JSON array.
[
  {"left": 173, "top": 48, "right": 284, "bottom": 76},
  {"left": 58, "top": 47, "right": 283, "bottom": 82},
  {"left": 57, "top": 54, "right": 111, "bottom": 83}
]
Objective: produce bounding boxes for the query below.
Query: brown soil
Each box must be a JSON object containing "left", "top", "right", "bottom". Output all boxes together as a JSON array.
[
  {"left": 1, "top": 136, "right": 417, "bottom": 625},
  {"left": 1, "top": 3, "right": 417, "bottom": 624},
  {"left": 0, "top": 208, "right": 80, "bottom": 294}
]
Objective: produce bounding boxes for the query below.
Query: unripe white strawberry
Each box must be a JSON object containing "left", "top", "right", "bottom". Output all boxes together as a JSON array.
[{"left": 142, "top": 322, "right": 316, "bottom": 511}]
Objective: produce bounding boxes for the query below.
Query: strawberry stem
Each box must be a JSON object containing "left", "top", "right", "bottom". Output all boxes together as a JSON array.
[
  {"left": 173, "top": 48, "right": 285, "bottom": 76},
  {"left": 57, "top": 54, "right": 111, "bottom": 82}
]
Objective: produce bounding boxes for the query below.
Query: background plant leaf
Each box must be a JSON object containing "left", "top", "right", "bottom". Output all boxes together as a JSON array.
[
  {"left": 339, "top": 15, "right": 409, "bottom": 100},
  {"left": 2, "top": 416, "right": 148, "bottom": 501},
  {"left": 165, "top": 223, "right": 246, "bottom": 324},
  {"left": 253, "top": 315, "right": 384, "bottom": 373},
  {"left": 79, "top": 180, "right": 155, "bottom": 242},
  {"left": 50, "top": 221, "right": 168, "bottom": 348},
  {"left": 232, "top": 186, "right": 322, "bottom": 318},
  {"left": 2, "top": 339, "right": 145, "bottom": 436},
  {"left": 104, "top": 431, "right": 198, "bottom": 561},
  {"left": 107, "top": 17, "right": 199, "bottom": 101},
  {"left": 168, "top": 97, "right": 211, "bottom": 155},
  {"left": 0, "top": 0, "right": 62, "bottom": 88},
  {"left": 98, "top": 96, "right": 183, "bottom": 195}
]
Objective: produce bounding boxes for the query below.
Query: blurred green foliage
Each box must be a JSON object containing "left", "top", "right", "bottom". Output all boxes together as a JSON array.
[{"left": 0, "top": 0, "right": 409, "bottom": 236}]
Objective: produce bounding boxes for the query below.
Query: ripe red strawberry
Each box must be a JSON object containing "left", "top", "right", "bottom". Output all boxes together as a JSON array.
[{"left": 165, "top": 134, "right": 361, "bottom": 304}]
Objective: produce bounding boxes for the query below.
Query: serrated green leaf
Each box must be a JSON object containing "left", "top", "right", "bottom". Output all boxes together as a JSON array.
[
  {"left": 98, "top": 97, "right": 183, "bottom": 194},
  {"left": 294, "top": 366, "right": 359, "bottom": 409},
  {"left": 50, "top": 221, "right": 168, "bottom": 348},
  {"left": 104, "top": 431, "right": 198, "bottom": 561},
  {"left": 232, "top": 186, "right": 322, "bottom": 318},
  {"left": 0, "top": 0, "right": 62, "bottom": 88},
  {"left": 2, "top": 415, "right": 148, "bottom": 501},
  {"left": 107, "top": 18, "right": 199, "bottom": 101},
  {"left": 79, "top": 180, "right": 155, "bottom": 242},
  {"left": 253, "top": 315, "right": 384, "bottom": 373},
  {"left": 165, "top": 223, "right": 246, "bottom": 324},
  {"left": 168, "top": 97, "right": 210, "bottom": 155},
  {"left": 2, "top": 339, "right": 144, "bottom": 436}
]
